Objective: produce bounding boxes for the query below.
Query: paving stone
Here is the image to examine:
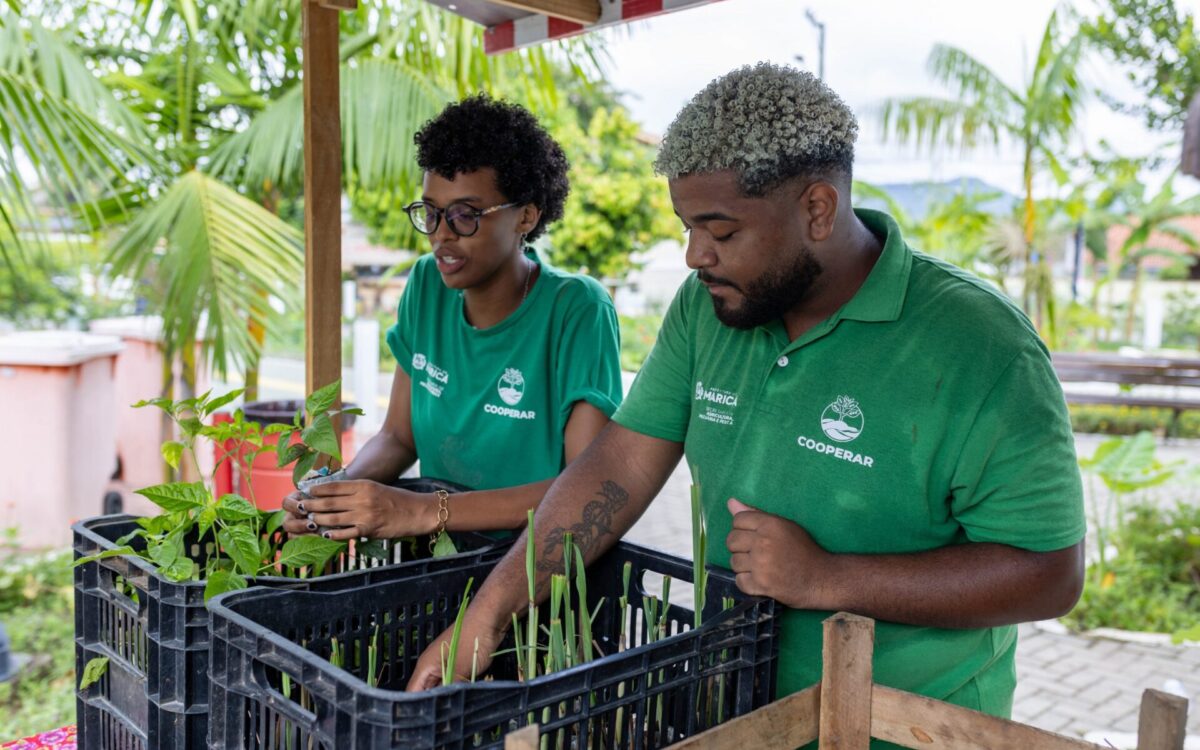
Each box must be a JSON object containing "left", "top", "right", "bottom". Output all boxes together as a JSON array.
[{"left": 1075, "top": 683, "right": 1121, "bottom": 708}]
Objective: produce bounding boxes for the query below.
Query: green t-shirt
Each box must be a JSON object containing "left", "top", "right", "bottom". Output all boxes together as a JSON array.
[
  {"left": 614, "top": 209, "right": 1085, "bottom": 719},
  {"left": 386, "top": 251, "right": 622, "bottom": 492}
]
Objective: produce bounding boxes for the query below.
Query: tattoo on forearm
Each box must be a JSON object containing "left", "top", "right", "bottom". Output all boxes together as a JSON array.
[{"left": 536, "top": 480, "right": 629, "bottom": 573}]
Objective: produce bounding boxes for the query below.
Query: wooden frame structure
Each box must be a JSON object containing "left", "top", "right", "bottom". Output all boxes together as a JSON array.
[
  {"left": 297, "top": 0, "right": 723, "bottom": 407},
  {"left": 502, "top": 613, "right": 1189, "bottom": 750}
]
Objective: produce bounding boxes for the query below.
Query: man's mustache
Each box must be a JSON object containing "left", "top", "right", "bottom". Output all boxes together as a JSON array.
[{"left": 697, "top": 270, "right": 741, "bottom": 291}]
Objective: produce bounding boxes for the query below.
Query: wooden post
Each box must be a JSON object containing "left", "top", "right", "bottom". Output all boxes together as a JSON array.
[
  {"left": 505, "top": 724, "right": 540, "bottom": 750},
  {"left": 819, "top": 613, "right": 874, "bottom": 750},
  {"left": 1136, "top": 689, "right": 1187, "bottom": 750},
  {"left": 302, "top": 0, "right": 344, "bottom": 411}
]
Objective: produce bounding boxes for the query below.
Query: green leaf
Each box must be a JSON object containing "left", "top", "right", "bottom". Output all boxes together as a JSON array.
[
  {"left": 264, "top": 509, "right": 287, "bottom": 538},
  {"left": 431, "top": 530, "right": 458, "bottom": 558},
  {"left": 148, "top": 537, "right": 182, "bottom": 569},
  {"left": 73, "top": 546, "right": 135, "bottom": 567},
  {"left": 178, "top": 417, "right": 204, "bottom": 439},
  {"left": 204, "top": 570, "right": 248, "bottom": 602},
  {"left": 134, "top": 482, "right": 209, "bottom": 513},
  {"left": 356, "top": 539, "right": 390, "bottom": 560},
  {"left": 79, "top": 656, "right": 109, "bottom": 690},
  {"left": 301, "top": 413, "right": 341, "bottom": 461},
  {"left": 264, "top": 423, "right": 291, "bottom": 435},
  {"left": 276, "top": 440, "right": 306, "bottom": 468},
  {"left": 277, "top": 535, "right": 346, "bottom": 570},
  {"left": 203, "top": 388, "right": 244, "bottom": 417},
  {"left": 132, "top": 397, "right": 176, "bottom": 416},
  {"left": 197, "top": 506, "right": 218, "bottom": 539},
  {"left": 218, "top": 525, "right": 264, "bottom": 575},
  {"left": 161, "top": 555, "right": 196, "bottom": 582},
  {"left": 306, "top": 380, "right": 341, "bottom": 418},
  {"left": 291, "top": 451, "right": 319, "bottom": 486},
  {"left": 161, "top": 441, "right": 185, "bottom": 471},
  {"left": 216, "top": 494, "right": 260, "bottom": 521}
]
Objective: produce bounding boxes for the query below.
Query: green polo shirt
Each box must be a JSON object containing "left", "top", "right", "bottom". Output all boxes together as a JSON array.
[
  {"left": 387, "top": 250, "right": 622, "bottom": 494},
  {"left": 614, "top": 209, "right": 1085, "bottom": 720}
]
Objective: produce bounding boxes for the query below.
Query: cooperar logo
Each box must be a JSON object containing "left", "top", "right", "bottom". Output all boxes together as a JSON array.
[
  {"left": 498, "top": 367, "right": 525, "bottom": 406},
  {"left": 820, "top": 395, "right": 864, "bottom": 443},
  {"left": 412, "top": 353, "right": 427, "bottom": 371}
]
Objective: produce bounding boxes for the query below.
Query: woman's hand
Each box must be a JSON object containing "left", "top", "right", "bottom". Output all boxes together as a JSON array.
[{"left": 280, "top": 480, "right": 439, "bottom": 540}]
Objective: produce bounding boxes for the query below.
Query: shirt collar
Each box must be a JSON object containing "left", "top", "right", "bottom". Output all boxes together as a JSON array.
[{"left": 836, "top": 208, "right": 912, "bottom": 323}]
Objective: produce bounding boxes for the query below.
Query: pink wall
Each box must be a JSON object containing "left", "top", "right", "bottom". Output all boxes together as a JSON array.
[
  {"left": 90, "top": 317, "right": 211, "bottom": 516},
  {"left": 0, "top": 338, "right": 120, "bottom": 548}
]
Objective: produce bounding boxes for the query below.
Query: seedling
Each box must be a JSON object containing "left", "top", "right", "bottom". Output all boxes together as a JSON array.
[{"left": 73, "top": 381, "right": 361, "bottom": 601}]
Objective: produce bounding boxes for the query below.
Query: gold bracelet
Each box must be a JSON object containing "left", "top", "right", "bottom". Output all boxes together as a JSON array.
[{"left": 429, "top": 489, "right": 450, "bottom": 553}]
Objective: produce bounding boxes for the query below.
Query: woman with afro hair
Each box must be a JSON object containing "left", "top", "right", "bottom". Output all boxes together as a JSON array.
[{"left": 282, "top": 95, "right": 622, "bottom": 542}]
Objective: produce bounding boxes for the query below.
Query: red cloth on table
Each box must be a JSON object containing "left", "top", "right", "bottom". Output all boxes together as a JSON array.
[{"left": 1, "top": 725, "right": 76, "bottom": 749}]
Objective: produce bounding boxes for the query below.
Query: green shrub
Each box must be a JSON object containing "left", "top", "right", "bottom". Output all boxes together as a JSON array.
[
  {"left": 1069, "top": 404, "right": 1200, "bottom": 438},
  {"left": 1063, "top": 501, "right": 1200, "bottom": 633},
  {"left": 0, "top": 547, "right": 75, "bottom": 740},
  {"left": 618, "top": 314, "right": 662, "bottom": 372}
]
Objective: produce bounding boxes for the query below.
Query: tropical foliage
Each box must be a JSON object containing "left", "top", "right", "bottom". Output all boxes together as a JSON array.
[
  {"left": 1084, "top": 0, "right": 1200, "bottom": 129},
  {"left": 881, "top": 9, "right": 1086, "bottom": 339},
  {"left": 547, "top": 106, "right": 677, "bottom": 282},
  {"left": 1, "top": 0, "right": 603, "bottom": 390}
]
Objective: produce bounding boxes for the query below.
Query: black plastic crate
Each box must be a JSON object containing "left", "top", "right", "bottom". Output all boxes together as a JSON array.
[
  {"left": 74, "top": 483, "right": 507, "bottom": 750},
  {"left": 207, "top": 542, "right": 780, "bottom": 749}
]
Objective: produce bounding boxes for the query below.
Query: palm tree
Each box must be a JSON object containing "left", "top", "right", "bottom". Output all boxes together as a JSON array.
[
  {"left": 1105, "top": 174, "right": 1200, "bottom": 342},
  {"left": 2, "top": 0, "right": 603, "bottom": 400},
  {"left": 881, "top": 9, "right": 1086, "bottom": 339}
]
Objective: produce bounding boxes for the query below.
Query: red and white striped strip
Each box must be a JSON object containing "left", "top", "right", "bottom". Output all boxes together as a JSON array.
[{"left": 484, "top": 0, "right": 726, "bottom": 54}]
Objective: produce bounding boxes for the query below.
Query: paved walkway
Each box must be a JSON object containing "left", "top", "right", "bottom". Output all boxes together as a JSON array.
[{"left": 623, "top": 438, "right": 1200, "bottom": 747}]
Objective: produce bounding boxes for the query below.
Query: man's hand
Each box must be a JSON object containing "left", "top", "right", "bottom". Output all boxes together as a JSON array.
[
  {"left": 280, "top": 480, "right": 438, "bottom": 541},
  {"left": 725, "top": 497, "right": 836, "bottom": 609},
  {"left": 406, "top": 611, "right": 507, "bottom": 691}
]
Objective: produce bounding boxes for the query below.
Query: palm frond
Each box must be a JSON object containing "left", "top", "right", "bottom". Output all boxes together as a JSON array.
[
  {"left": 211, "top": 59, "right": 452, "bottom": 192},
  {"left": 851, "top": 180, "right": 912, "bottom": 228},
  {"left": 880, "top": 96, "right": 1004, "bottom": 151},
  {"left": 0, "top": 68, "right": 159, "bottom": 260},
  {"left": 1025, "top": 33, "right": 1085, "bottom": 144},
  {"left": 926, "top": 43, "right": 1020, "bottom": 112},
  {"left": 106, "top": 171, "right": 303, "bottom": 375},
  {"left": 0, "top": 15, "right": 149, "bottom": 140},
  {"left": 1155, "top": 223, "right": 1200, "bottom": 250}
]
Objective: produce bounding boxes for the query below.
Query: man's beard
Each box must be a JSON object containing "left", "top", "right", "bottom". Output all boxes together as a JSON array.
[{"left": 700, "top": 245, "right": 823, "bottom": 329}]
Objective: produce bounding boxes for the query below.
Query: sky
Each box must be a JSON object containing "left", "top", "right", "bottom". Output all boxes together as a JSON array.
[{"left": 597, "top": 0, "right": 1200, "bottom": 197}]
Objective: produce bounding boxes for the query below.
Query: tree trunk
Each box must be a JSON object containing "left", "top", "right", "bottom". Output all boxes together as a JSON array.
[
  {"left": 1124, "top": 257, "right": 1144, "bottom": 344},
  {"left": 160, "top": 355, "right": 175, "bottom": 483},
  {"left": 179, "top": 340, "right": 201, "bottom": 483}
]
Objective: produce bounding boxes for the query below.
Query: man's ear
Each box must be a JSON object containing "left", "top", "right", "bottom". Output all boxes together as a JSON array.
[
  {"left": 518, "top": 204, "right": 541, "bottom": 236},
  {"left": 804, "top": 182, "right": 840, "bottom": 242}
]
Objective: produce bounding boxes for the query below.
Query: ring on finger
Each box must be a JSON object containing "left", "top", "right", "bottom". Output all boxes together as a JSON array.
[{"left": 306, "top": 512, "right": 315, "bottom": 522}]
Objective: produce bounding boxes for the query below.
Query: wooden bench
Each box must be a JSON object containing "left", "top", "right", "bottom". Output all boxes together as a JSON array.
[{"left": 1052, "top": 352, "right": 1200, "bottom": 436}]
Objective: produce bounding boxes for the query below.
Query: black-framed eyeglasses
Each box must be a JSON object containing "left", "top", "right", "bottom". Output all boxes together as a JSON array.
[{"left": 403, "top": 200, "right": 519, "bottom": 237}]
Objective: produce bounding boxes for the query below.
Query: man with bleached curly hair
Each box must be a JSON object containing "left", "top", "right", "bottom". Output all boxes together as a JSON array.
[{"left": 408, "top": 64, "right": 1086, "bottom": 730}]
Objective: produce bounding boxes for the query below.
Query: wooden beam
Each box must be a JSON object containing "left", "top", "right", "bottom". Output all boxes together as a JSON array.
[
  {"left": 669, "top": 684, "right": 820, "bottom": 749},
  {"left": 484, "top": 0, "right": 600, "bottom": 25},
  {"left": 1136, "top": 689, "right": 1188, "bottom": 750},
  {"left": 317, "top": 0, "right": 357, "bottom": 9},
  {"left": 871, "top": 685, "right": 1109, "bottom": 750},
  {"left": 820, "top": 613, "right": 874, "bottom": 750},
  {"left": 302, "top": 0, "right": 343, "bottom": 417}
]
